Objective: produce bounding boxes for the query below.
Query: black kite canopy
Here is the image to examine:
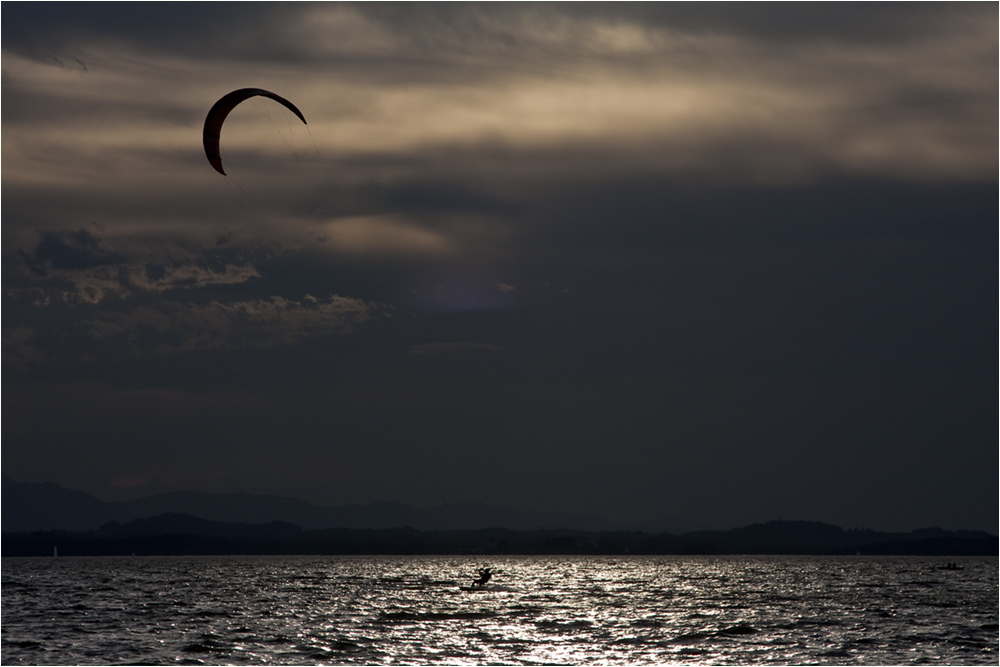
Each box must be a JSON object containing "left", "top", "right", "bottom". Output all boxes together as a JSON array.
[{"left": 202, "top": 88, "right": 307, "bottom": 175}]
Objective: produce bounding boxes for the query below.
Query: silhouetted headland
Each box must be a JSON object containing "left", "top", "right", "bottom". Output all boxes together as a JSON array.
[{"left": 4, "top": 513, "right": 995, "bottom": 557}]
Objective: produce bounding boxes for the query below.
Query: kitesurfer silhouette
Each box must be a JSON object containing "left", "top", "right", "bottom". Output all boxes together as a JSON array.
[{"left": 472, "top": 567, "right": 493, "bottom": 588}]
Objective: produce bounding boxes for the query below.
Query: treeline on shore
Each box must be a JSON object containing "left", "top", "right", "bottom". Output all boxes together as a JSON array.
[{"left": 3, "top": 514, "right": 996, "bottom": 557}]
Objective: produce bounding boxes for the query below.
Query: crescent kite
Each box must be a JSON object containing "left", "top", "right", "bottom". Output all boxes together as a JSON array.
[{"left": 202, "top": 88, "right": 307, "bottom": 175}]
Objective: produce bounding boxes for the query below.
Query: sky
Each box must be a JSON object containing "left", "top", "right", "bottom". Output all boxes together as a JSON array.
[{"left": 3, "top": 3, "right": 997, "bottom": 533}]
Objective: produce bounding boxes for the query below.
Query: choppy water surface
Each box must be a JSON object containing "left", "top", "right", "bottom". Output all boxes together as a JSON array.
[{"left": 2, "top": 555, "right": 996, "bottom": 664}]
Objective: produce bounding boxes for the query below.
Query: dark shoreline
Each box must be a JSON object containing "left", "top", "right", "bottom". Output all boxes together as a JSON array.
[{"left": 4, "top": 516, "right": 996, "bottom": 557}]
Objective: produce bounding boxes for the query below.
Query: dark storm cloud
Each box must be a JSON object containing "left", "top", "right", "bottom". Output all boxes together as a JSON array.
[
  {"left": 28, "top": 228, "right": 120, "bottom": 271},
  {"left": 5, "top": 229, "right": 261, "bottom": 305},
  {"left": 2, "top": 3, "right": 996, "bottom": 532},
  {"left": 4, "top": 291, "right": 387, "bottom": 376},
  {"left": 4, "top": 225, "right": 388, "bottom": 369},
  {"left": 4, "top": 1, "right": 993, "bottom": 231},
  {"left": 84, "top": 294, "right": 387, "bottom": 353},
  {"left": 3, "top": 3, "right": 980, "bottom": 64}
]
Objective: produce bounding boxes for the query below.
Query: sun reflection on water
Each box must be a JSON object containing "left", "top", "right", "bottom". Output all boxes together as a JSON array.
[{"left": 1, "top": 555, "right": 996, "bottom": 665}]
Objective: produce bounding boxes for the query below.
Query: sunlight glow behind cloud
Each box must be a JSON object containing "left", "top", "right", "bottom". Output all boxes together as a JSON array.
[
  {"left": 3, "top": 4, "right": 993, "bottom": 215},
  {"left": 314, "top": 215, "right": 456, "bottom": 258}
]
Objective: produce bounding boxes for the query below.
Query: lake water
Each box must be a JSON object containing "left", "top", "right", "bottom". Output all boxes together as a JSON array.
[{"left": 2, "top": 555, "right": 996, "bottom": 665}]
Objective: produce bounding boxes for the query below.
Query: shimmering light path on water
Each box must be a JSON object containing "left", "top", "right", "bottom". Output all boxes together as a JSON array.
[{"left": 2, "top": 555, "right": 996, "bottom": 664}]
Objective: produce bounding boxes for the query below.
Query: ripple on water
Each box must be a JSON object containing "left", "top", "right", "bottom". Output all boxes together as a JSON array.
[{"left": 1, "top": 555, "right": 996, "bottom": 665}]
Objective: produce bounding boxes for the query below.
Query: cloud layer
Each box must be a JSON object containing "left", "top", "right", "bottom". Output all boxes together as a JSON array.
[
  {"left": 87, "top": 294, "right": 385, "bottom": 353},
  {"left": 3, "top": 4, "right": 996, "bottom": 532}
]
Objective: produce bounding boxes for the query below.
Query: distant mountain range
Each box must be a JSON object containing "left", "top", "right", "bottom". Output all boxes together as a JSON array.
[
  {"left": 4, "top": 511, "right": 996, "bottom": 558},
  {"left": 3, "top": 478, "right": 996, "bottom": 557},
  {"left": 1, "top": 477, "right": 619, "bottom": 532}
]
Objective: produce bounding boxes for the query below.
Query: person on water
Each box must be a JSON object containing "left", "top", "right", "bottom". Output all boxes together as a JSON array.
[{"left": 472, "top": 567, "right": 493, "bottom": 588}]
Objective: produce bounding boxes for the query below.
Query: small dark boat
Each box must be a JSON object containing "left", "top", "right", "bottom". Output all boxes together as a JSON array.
[{"left": 936, "top": 562, "right": 964, "bottom": 571}]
